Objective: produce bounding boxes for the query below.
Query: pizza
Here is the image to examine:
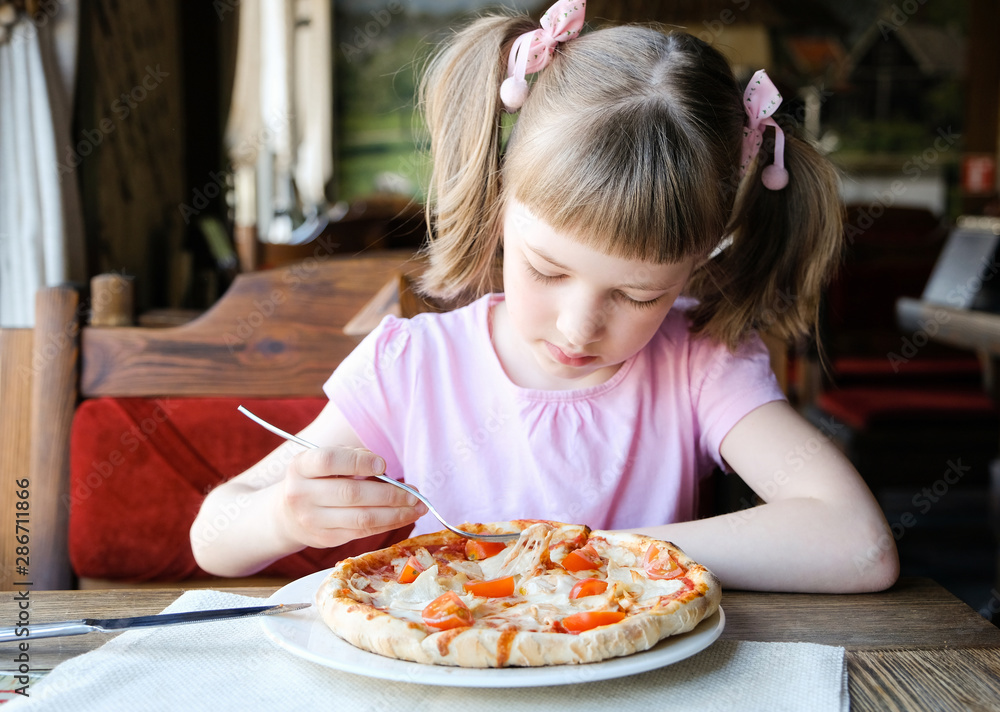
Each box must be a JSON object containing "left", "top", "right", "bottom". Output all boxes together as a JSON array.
[{"left": 316, "top": 520, "right": 721, "bottom": 667}]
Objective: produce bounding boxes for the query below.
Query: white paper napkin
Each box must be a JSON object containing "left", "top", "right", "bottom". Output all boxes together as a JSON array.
[{"left": 5, "top": 590, "right": 848, "bottom": 712}]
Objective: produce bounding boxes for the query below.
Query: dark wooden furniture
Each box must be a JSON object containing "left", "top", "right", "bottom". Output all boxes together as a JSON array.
[
  {"left": 2, "top": 578, "right": 997, "bottom": 710},
  {"left": 895, "top": 216, "right": 1000, "bottom": 601},
  {"left": 0, "top": 250, "right": 424, "bottom": 591},
  {"left": 803, "top": 213, "right": 1000, "bottom": 615}
]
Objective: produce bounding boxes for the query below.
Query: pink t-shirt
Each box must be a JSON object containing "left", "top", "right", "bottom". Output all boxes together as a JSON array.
[{"left": 324, "top": 294, "right": 784, "bottom": 536}]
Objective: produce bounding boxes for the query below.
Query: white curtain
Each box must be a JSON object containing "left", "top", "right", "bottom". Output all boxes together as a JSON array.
[
  {"left": 0, "top": 3, "right": 85, "bottom": 326},
  {"left": 225, "top": 0, "right": 334, "bottom": 246}
]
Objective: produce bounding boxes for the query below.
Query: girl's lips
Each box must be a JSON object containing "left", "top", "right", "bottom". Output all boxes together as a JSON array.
[{"left": 545, "top": 342, "right": 597, "bottom": 367}]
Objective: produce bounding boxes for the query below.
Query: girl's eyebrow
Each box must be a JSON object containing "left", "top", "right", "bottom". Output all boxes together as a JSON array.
[{"left": 526, "top": 244, "right": 679, "bottom": 292}]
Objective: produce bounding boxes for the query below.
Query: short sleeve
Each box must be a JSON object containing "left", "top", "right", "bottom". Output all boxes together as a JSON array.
[
  {"left": 691, "top": 333, "right": 786, "bottom": 470},
  {"left": 322, "top": 315, "right": 412, "bottom": 477}
]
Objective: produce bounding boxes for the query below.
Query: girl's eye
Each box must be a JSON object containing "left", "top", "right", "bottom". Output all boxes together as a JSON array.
[
  {"left": 617, "top": 292, "right": 663, "bottom": 310},
  {"left": 526, "top": 263, "right": 562, "bottom": 284},
  {"left": 525, "top": 259, "right": 665, "bottom": 309}
]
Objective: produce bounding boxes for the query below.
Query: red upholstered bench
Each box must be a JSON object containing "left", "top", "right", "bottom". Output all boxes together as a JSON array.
[
  {"left": 829, "top": 356, "right": 984, "bottom": 389},
  {"left": 68, "top": 397, "right": 411, "bottom": 586},
  {"left": 806, "top": 384, "right": 1000, "bottom": 499},
  {"left": 16, "top": 251, "right": 426, "bottom": 591},
  {"left": 801, "top": 208, "right": 999, "bottom": 485},
  {"left": 814, "top": 387, "right": 998, "bottom": 432}
]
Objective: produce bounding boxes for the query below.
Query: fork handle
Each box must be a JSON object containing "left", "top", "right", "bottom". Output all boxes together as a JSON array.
[
  {"left": 373, "top": 475, "right": 516, "bottom": 542},
  {"left": 238, "top": 406, "right": 517, "bottom": 542}
]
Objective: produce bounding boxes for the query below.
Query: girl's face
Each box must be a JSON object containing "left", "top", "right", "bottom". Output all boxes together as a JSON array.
[{"left": 494, "top": 201, "right": 696, "bottom": 390}]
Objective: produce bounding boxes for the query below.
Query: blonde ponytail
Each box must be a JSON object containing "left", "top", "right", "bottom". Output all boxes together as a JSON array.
[
  {"left": 685, "top": 130, "right": 844, "bottom": 349},
  {"left": 417, "top": 14, "right": 538, "bottom": 305}
]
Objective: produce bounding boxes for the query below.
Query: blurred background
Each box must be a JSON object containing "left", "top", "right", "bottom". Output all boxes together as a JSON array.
[{"left": 1, "top": 0, "right": 998, "bottom": 617}]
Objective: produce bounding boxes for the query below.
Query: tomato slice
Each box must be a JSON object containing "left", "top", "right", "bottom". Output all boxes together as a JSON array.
[
  {"left": 569, "top": 578, "right": 608, "bottom": 599},
  {"left": 462, "top": 575, "right": 515, "bottom": 598},
  {"left": 642, "top": 543, "right": 685, "bottom": 580},
  {"left": 561, "top": 610, "right": 626, "bottom": 633},
  {"left": 560, "top": 544, "right": 602, "bottom": 572},
  {"left": 466, "top": 540, "right": 507, "bottom": 561},
  {"left": 421, "top": 591, "right": 473, "bottom": 630},
  {"left": 398, "top": 555, "right": 424, "bottom": 584}
]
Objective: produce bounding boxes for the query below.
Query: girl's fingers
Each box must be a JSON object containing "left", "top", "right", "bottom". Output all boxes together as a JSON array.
[
  {"left": 303, "top": 504, "right": 426, "bottom": 539},
  {"left": 292, "top": 446, "right": 386, "bottom": 479},
  {"left": 281, "top": 446, "right": 428, "bottom": 548},
  {"left": 294, "top": 476, "right": 423, "bottom": 509}
]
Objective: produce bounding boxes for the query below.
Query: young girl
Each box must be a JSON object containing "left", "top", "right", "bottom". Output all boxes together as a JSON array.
[{"left": 192, "top": 1, "right": 899, "bottom": 593}]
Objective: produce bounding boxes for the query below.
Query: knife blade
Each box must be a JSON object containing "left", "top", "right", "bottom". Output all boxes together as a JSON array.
[{"left": 0, "top": 602, "right": 310, "bottom": 643}]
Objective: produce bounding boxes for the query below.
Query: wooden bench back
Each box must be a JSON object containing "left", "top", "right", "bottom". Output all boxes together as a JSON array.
[{"left": 1, "top": 251, "right": 420, "bottom": 590}]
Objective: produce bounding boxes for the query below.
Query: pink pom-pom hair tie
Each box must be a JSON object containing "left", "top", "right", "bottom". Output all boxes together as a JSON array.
[
  {"left": 740, "top": 69, "right": 789, "bottom": 191},
  {"left": 500, "top": 0, "right": 586, "bottom": 112}
]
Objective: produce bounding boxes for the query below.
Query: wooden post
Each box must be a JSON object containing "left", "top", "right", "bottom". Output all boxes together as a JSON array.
[
  {"left": 234, "top": 224, "right": 260, "bottom": 273},
  {"left": 29, "top": 287, "right": 80, "bottom": 590},
  {"left": 0, "top": 329, "right": 35, "bottom": 591},
  {"left": 89, "top": 274, "right": 134, "bottom": 326}
]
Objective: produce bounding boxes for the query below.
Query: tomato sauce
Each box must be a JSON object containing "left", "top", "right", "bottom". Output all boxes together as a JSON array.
[
  {"left": 434, "top": 626, "right": 468, "bottom": 657},
  {"left": 496, "top": 629, "right": 517, "bottom": 667}
]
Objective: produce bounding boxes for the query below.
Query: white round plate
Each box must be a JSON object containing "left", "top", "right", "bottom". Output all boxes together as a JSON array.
[{"left": 260, "top": 569, "right": 725, "bottom": 687}]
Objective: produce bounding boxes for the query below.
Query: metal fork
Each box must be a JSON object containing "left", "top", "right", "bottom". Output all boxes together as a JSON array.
[{"left": 238, "top": 406, "right": 519, "bottom": 542}]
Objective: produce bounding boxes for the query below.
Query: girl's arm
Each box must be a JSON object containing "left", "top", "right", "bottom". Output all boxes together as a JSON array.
[
  {"left": 189, "top": 402, "right": 427, "bottom": 577},
  {"left": 630, "top": 400, "right": 900, "bottom": 593}
]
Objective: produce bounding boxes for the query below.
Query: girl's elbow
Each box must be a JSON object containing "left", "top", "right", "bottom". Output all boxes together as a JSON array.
[
  {"left": 846, "top": 522, "right": 901, "bottom": 592},
  {"left": 189, "top": 519, "right": 241, "bottom": 578},
  {"left": 189, "top": 526, "right": 224, "bottom": 576},
  {"left": 859, "top": 546, "right": 900, "bottom": 592}
]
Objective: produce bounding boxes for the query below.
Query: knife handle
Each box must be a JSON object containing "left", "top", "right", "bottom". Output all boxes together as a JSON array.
[{"left": 0, "top": 621, "right": 94, "bottom": 643}]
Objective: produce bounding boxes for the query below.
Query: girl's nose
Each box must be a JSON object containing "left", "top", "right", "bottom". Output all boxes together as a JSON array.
[{"left": 556, "top": 301, "right": 606, "bottom": 347}]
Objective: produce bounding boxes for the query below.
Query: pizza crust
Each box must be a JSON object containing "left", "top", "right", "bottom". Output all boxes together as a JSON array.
[{"left": 317, "top": 521, "right": 721, "bottom": 667}]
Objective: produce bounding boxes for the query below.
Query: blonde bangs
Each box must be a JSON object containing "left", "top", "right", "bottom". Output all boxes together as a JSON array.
[
  {"left": 501, "top": 28, "right": 740, "bottom": 265},
  {"left": 505, "top": 105, "right": 728, "bottom": 264}
]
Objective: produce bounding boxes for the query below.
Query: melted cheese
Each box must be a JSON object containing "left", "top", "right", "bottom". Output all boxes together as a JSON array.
[{"left": 364, "top": 523, "right": 686, "bottom": 630}]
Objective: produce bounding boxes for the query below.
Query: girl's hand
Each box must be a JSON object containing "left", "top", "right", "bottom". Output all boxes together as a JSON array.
[{"left": 275, "top": 447, "right": 428, "bottom": 550}]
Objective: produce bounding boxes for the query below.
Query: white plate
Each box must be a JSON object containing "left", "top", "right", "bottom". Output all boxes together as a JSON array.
[{"left": 260, "top": 569, "right": 725, "bottom": 687}]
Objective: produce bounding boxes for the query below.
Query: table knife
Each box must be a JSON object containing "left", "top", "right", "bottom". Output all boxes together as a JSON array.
[{"left": 0, "top": 602, "right": 310, "bottom": 642}]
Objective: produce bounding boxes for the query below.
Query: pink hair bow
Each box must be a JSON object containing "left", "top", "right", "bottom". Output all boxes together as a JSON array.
[
  {"left": 740, "top": 69, "right": 789, "bottom": 191},
  {"left": 500, "top": 0, "right": 586, "bottom": 112}
]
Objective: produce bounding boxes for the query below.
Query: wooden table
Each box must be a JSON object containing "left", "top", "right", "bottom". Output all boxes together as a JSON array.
[{"left": 2, "top": 578, "right": 998, "bottom": 710}]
